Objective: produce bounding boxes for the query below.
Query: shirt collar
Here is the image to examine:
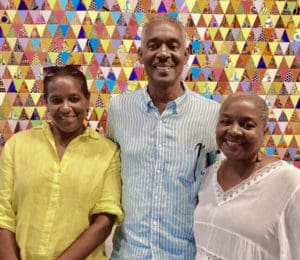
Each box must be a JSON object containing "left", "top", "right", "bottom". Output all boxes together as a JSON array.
[
  {"left": 142, "top": 82, "right": 190, "bottom": 114},
  {"left": 39, "top": 121, "right": 100, "bottom": 140}
]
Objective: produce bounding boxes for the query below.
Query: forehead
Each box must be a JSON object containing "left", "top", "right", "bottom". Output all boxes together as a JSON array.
[
  {"left": 47, "top": 76, "right": 82, "bottom": 93},
  {"left": 220, "top": 97, "right": 259, "bottom": 117},
  {"left": 143, "top": 21, "right": 184, "bottom": 43}
]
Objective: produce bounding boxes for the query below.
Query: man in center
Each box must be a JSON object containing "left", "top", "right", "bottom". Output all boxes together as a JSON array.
[{"left": 107, "top": 15, "right": 220, "bottom": 259}]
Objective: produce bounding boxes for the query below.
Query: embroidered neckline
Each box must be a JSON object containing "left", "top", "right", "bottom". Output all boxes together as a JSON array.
[{"left": 213, "top": 160, "right": 285, "bottom": 205}]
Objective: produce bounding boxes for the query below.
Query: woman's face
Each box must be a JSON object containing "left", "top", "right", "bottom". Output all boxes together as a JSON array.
[
  {"left": 46, "top": 75, "right": 89, "bottom": 135},
  {"left": 216, "top": 97, "right": 266, "bottom": 162}
]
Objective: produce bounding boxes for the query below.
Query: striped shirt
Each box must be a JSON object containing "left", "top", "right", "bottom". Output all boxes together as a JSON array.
[{"left": 107, "top": 84, "right": 220, "bottom": 259}]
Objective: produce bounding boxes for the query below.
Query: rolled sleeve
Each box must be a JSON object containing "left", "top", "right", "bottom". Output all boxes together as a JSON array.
[
  {"left": 0, "top": 139, "right": 16, "bottom": 232},
  {"left": 90, "top": 149, "right": 123, "bottom": 225}
]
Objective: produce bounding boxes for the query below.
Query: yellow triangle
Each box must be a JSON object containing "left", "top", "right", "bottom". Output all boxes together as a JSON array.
[
  {"left": 87, "top": 10, "right": 98, "bottom": 23},
  {"left": 258, "top": 14, "right": 269, "bottom": 25},
  {"left": 99, "top": 11, "right": 110, "bottom": 24},
  {"left": 283, "top": 109, "right": 294, "bottom": 121},
  {"left": 213, "top": 41, "right": 224, "bottom": 53},
  {"left": 235, "top": 41, "right": 246, "bottom": 53},
  {"left": 283, "top": 134, "right": 293, "bottom": 146},
  {"left": 82, "top": 0, "right": 92, "bottom": 9},
  {"left": 247, "top": 14, "right": 257, "bottom": 27},
  {"left": 25, "top": 79, "right": 35, "bottom": 92},
  {"left": 294, "top": 135, "right": 300, "bottom": 147},
  {"left": 186, "top": 0, "right": 197, "bottom": 11},
  {"left": 219, "top": 1, "right": 230, "bottom": 13},
  {"left": 236, "top": 14, "right": 246, "bottom": 26},
  {"left": 7, "top": 65, "right": 18, "bottom": 78},
  {"left": 275, "top": 1, "right": 285, "bottom": 13},
  {"left": 101, "top": 39, "right": 110, "bottom": 52},
  {"left": 274, "top": 56, "right": 283, "bottom": 66},
  {"left": 127, "top": 81, "right": 139, "bottom": 91},
  {"left": 290, "top": 95, "right": 299, "bottom": 107},
  {"left": 24, "top": 107, "right": 35, "bottom": 118},
  {"left": 270, "top": 15, "right": 280, "bottom": 26},
  {"left": 69, "top": 52, "right": 83, "bottom": 64},
  {"left": 106, "top": 25, "right": 115, "bottom": 38},
  {"left": 225, "top": 14, "right": 235, "bottom": 26},
  {"left": 122, "top": 67, "right": 132, "bottom": 79},
  {"left": 5, "top": 10, "right": 16, "bottom": 23},
  {"left": 36, "top": 24, "right": 46, "bottom": 38},
  {"left": 293, "top": 16, "right": 300, "bottom": 28},
  {"left": 251, "top": 55, "right": 261, "bottom": 67},
  {"left": 268, "top": 42, "right": 279, "bottom": 54},
  {"left": 202, "top": 14, "right": 212, "bottom": 26},
  {"left": 207, "top": 27, "right": 218, "bottom": 39},
  {"left": 13, "top": 79, "right": 24, "bottom": 92},
  {"left": 83, "top": 24, "right": 93, "bottom": 37},
  {"left": 285, "top": 55, "right": 295, "bottom": 67},
  {"left": 48, "top": 52, "right": 59, "bottom": 64},
  {"left": 6, "top": 37, "right": 17, "bottom": 50},
  {"left": 122, "top": 40, "right": 133, "bottom": 52},
  {"left": 219, "top": 27, "right": 229, "bottom": 40},
  {"left": 272, "top": 135, "right": 282, "bottom": 146},
  {"left": 30, "top": 93, "right": 41, "bottom": 105},
  {"left": 46, "top": 0, "right": 56, "bottom": 9},
  {"left": 1, "top": 24, "right": 11, "bottom": 37},
  {"left": 23, "top": 24, "right": 34, "bottom": 37},
  {"left": 281, "top": 15, "right": 292, "bottom": 27},
  {"left": 36, "top": 107, "right": 47, "bottom": 118},
  {"left": 70, "top": 25, "right": 81, "bottom": 37},
  {"left": 83, "top": 52, "right": 94, "bottom": 64},
  {"left": 94, "top": 107, "right": 105, "bottom": 119}
]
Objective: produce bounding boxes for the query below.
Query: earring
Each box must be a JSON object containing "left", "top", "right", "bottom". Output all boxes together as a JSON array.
[{"left": 256, "top": 152, "right": 262, "bottom": 162}]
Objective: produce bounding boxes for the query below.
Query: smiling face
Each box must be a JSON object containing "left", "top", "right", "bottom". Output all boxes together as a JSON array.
[
  {"left": 216, "top": 95, "right": 267, "bottom": 163},
  {"left": 46, "top": 75, "right": 89, "bottom": 136},
  {"left": 138, "top": 19, "right": 188, "bottom": 89}
]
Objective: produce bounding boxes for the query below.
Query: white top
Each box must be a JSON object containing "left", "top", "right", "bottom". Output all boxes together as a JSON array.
[{"left": 194, "top": 160, "right": 300, "bottom": 260}]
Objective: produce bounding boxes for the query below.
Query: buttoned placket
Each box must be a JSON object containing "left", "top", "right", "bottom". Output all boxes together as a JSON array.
[{"left": 150, "top": 103, "right": 175, "bottom": 258}]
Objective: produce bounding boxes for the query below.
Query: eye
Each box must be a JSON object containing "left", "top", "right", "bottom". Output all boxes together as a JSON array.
[
  {"left": 169, "top": 43, "right": 180, "bottom": 50},
  {"left": 49, "top": 97, "right": 62, "bottom": 105},
  {"left": 219, "top": 118, "right": 230, "bottom": 126},
  {"left": 69, "top": 96, "right": 80, "bottom": 103},
  {"left": 243, "top": 122, "right": 256, "bottom": 130},
  {"left": 147, "top": 42, "right": 158, "bottom": 50}
]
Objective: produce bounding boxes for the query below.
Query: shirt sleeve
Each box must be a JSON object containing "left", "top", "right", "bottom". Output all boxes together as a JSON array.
[
  {"left": 0, "top": 139, "right": 16, "bottom": 232},
  {"left": 90, "top": 148, "right": 123, "bottom": 225},
  {"left": 278, "top": 186, "right": 300, "bottom": 260},
  {"left": 106, "top": 96, "right": 115, "bottom": 140}
]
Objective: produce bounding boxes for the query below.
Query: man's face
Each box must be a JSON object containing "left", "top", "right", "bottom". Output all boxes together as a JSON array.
[{"left": 138, "top": 21, "right": 188, "bottom": 89}]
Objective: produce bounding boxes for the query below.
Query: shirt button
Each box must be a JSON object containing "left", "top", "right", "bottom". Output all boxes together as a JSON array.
[
  {"left": 155, "top": 195, "right": 158, "bottom": 200},
  {"left": 55, "top": 172, "right": 60, "bottom": 176},
  {"left": 153, "top": 221, "right": 157, "bottom": 225},
  {"left": 157, "top": 170, "right": 160, "bottom": 174}
]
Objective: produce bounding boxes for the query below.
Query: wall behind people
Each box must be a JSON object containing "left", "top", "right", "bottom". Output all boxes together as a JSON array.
[{"left": 0, "top": 0, "right": 299, "bottom": 167}]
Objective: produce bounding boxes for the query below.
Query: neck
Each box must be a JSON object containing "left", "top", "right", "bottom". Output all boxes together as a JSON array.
[
  {"left": 147, "top": 83, "right": 184, "bottom": 113},
  {"left": 50, "top": 124, "right": 85, "bottom": 147}
]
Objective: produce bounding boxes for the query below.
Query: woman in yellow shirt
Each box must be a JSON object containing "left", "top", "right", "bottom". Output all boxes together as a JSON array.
[{"left": 0, "top": 65, "right": 123, "bottom": 260}]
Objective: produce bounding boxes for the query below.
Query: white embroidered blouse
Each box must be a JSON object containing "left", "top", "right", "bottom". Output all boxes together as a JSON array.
[{"left": 194, "top": 160, "right": 300, "bottom": 260}]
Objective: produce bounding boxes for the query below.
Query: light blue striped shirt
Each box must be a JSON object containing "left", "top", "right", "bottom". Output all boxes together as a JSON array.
[{"left": 107, "top": 84, "right": 220, "bottom": 259}]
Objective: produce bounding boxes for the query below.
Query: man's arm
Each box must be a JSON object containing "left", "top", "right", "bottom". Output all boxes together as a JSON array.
[
  {"left": 57, "top": 213, "right": 115, "bottom": 260},
  {"left": 0, "top": 229, "right": 20, "bottom": 260}
]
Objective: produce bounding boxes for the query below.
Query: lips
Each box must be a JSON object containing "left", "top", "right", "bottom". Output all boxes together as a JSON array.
[{"left": 224, "top": 139, "right": 243, "bottom": 148}]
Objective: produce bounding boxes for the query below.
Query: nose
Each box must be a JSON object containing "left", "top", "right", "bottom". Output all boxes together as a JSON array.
[
  {"left": 228, "top": 123, "right": 242, "bottom": 135},
  {"left": 60, "top": 100, "right": 72, "bottom": 111},
  {"left": 157, "top": 44, "right": 170, "bottom": 58}
]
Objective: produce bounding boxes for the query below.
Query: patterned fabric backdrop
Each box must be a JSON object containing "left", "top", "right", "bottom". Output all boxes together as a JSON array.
[{"left": 0, "top": 0, "right": 299, "bottom": 167}]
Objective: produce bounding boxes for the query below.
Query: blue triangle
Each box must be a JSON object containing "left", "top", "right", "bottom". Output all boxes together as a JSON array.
[
  {"left": 257, "top": 57, "right": 266, "bottom": 68},
  {"left": 106, "top": 79, "right": 116, "bottom": 92},
  {"left": 134, "top": 12, "right": 144, "bottom": 25},
  {"left": 191, "top": 67, "right": 201, "bottom": 80},
  {"left": 18, "top": 0, "right": 28, "bottom": 10},
  {"left": 281, "top": 30, "right": 289, "bottom": 42},
  {"left": 95, "top": 0, "right": 104, "bottom": 9},
  {"left": 47, "top": 24, "right": 58, "bottom": 37},
  {"left": 157, "top": 1, "right": 167, "bottom": 12},
  {"left": 266, "top": 147, "right": 275, "bottom": 156},
  {"left": 31, "top": 38, "right": 40, "bottom": 51},
  {"left": 168, "top": 13, "right": 179, "bottom": 19},
  {"left": 267, "top": 121, "right": 276, "bottom": 133},
  {"left": 60, "top": 52, "right": 71, "bottom": 64},
  {"left": 88, "top": 38, "right": 100, "bottom": 52},
  {"left": 59, "top": 24, "right": 70, "bottom": 38},
  {"left": 66, "top": 11, "right": 75, "bottom": 23},
  {"left": 58, "top": 0, "right": 68, "bottom": 9},
  {"left": 202, "top": 67, "right": 211, "bottom": 80},
  {"left": 129, "top": 69, "right": 138, "bottom": 80},
  {"left": 95, "top": 80, "right": 105, "bottom": 91},
  {"left": 95, "top": 53, "right": 105, "bottom": 64},
  {"left": 78, "top": 27, "right": 85, "bottom": 38},
  {"left": 111, "top": 12, "right": 121, "bottom": 24},
  {"left": 117, "top": 26, "right": 127, "bottom": 38},
  {"left": 8, "top": 82, "right": 17, "bottom": 92},
  {"left": 288, "top": 148, "right": 297, "bottom": 160},
  {"left": 202, "top": 41, "right": 212, "bottom": 54},
  {"left": 107, "top": 71, "right": 116, "bottom": 81},
  {"left": 111, "top": 39, "right": 122, "bottom": 50},
  {"left": 191, "top": 40, "right": 201, "bottom": 53}
]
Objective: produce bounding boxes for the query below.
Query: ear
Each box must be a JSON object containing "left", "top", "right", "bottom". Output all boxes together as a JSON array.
[
  {"left": 137, "top": 47, "right": 144, "bottom": 64},
  {"left": 183, "top": 47, "right": 189, "bottom": 64}
]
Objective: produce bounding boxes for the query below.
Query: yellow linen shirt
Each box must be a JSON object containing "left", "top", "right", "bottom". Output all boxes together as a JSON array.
[{"left": 0, "top": 123, "right": 123, "bottom": 260}]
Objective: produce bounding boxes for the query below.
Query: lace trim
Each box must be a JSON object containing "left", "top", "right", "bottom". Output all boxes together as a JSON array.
[
  {"left": 197, "top": 247, "right": 224, "bottom": 260},
  {"left": 214, "top": 160, "right": 285, "bottom": 205}
]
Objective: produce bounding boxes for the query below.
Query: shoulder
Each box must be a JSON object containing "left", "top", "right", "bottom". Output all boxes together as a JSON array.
[
  {"left": 108, "top": 90, "right": 143, "bottom": 107},
  {"left": 187, "top": 90, "right": 220, "bottom": 111},
  {"left": 86, "top": 127, "right": 119, "bottom": 151}
]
